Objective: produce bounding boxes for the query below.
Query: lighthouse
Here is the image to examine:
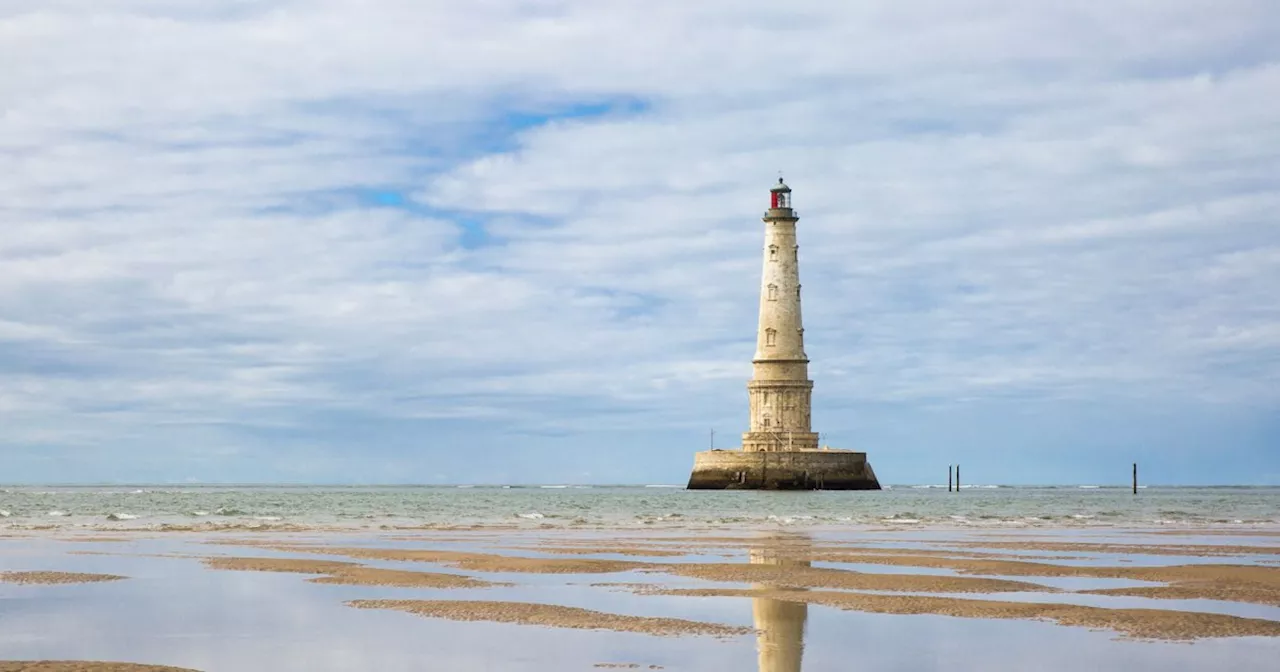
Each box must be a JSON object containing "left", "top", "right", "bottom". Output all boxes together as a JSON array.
[
  {"left": 686, "top": 178, "right": 880, "bottom": 490},
  {"left": 743, "top": 179, "right": 819, "bottom": 453}
]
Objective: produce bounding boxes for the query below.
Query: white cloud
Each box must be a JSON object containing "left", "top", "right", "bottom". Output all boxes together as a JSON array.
[{"left": 1, "top": 1, "right": 1278, "bottom": 479}]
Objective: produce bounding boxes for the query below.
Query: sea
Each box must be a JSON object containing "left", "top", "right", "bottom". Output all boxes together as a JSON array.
[{"left": 2, "top": 485, "right": 1278, "bottom": 531}]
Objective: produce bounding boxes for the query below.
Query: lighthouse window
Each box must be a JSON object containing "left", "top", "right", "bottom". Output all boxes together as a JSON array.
[
  {"left": 765, "top": 328, "right": 777, "bottom": 347},
  {"left": 796, "top": 285, "right": 802, "bottom": 299},
  {"left": 767, "top": 284, "right": 778, "bottom": 301},
  {"left": 769, "top": 245, "right": 778, "bottom": 261}
]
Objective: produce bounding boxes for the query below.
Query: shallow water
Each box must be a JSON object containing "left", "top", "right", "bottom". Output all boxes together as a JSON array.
[
  {"left": 2, "top": 485, "right": 1279, "bottom": 530},
  {"left": 2, "top": 530, "right": 1279, "bottom": 671}
]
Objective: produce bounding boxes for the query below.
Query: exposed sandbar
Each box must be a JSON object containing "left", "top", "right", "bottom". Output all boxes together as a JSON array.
[
  {"left": 953, "top": 541, "right": 1280, "bottom": 558},
  {"left": 801, "top": 554, "right": 1280, "bottom": 606},
  {"left": 506, "top": 545, "right": 693, "bottom": 558},
  {"left": 201, "top": 557, "right": 358, "bottom": 574},
  {"left": 0, "top": 572, "right": 126, "bottom": 585},
  {"left": 201, "top": 556, "right": 502, "bottom": 588},
  {"left": 229, "top": 544, "right": 650, "bottom": 574},
  {"left": 348, "top": 600, "right": 751, "bottom": 637},
  {"left": 642, "top": 588, "right": 1280, "bottom": 641},
  {"left": 311, "top": 567, "right": 505, "bottom": 589},
  {"left": 657, "top": 563, "right": 1053, "bottom": 594},
  {"left": 0, "top": 664, "right": 200, "bottom": 671}
]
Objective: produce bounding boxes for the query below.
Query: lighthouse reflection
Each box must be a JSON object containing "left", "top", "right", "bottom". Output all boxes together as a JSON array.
[{"left": 749, "top": 538, "right": 810, "bottom": 672}]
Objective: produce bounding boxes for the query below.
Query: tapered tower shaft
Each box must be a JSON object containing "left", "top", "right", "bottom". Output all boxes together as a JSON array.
[{"left": 743, "top": 179, "right": 818, "bottom": 452}]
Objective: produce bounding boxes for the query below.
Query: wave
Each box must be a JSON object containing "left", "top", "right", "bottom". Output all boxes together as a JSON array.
[
  {"left": 106, "top": 513, "right": 138, "bottom": 521},
  {"left": 0, "top": 510, "right": 10, "bottom": 517},
  {"left": 190, "top": 511, "right": 210, "bottom": 516},
  {"left": 540, "top": 485, "right": 569, "bottom": 489},
  {"left": 1078, "top": 485, "right": 1101, "bottom": 489},
  {"left": 644, "top": 485, "right": 682, "bottom": 488},
  {"left": 517, "top": 512, "right": 545, "bottom": 519},
  {"left": 47, "top": 510, "right": 67, "bottom": 517}
]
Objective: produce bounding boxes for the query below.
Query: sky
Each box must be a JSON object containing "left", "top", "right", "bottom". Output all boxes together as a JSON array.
[{"left": 2, "top": 1, "right": 1278, "bottom": 486}]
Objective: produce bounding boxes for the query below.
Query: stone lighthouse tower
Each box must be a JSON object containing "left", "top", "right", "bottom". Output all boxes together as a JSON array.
[
  {"left": 743, "top": 179, "right": 819, "bottom": 453},
  {"left": 686, "top": 178, "right": 880, "bottom": 490}
]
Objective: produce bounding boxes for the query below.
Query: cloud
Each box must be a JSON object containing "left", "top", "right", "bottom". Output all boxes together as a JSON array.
[{"left": 1, "top": 1, "right": 1278, "bottom": 482}]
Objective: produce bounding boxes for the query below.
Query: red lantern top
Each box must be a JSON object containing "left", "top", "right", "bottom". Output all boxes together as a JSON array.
[{"left": 770, "top": 177, "right": 792, "bottom": 209}]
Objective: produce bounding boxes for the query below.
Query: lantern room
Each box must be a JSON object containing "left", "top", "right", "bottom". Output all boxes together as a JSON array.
[{"left": 770, "top": 177, "right": 792, "bottom": 209}]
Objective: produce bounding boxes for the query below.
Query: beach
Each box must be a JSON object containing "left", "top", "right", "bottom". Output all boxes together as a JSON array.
[{"left": 3, "top": 509, "right": 1279, "bottom": 671}]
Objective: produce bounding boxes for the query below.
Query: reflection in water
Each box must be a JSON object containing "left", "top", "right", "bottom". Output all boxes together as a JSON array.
[{"left": 750, "top": 541, "right": 810, "bottom": 672}]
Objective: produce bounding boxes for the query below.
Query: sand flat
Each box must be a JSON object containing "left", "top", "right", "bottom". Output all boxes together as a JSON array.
[
  {"left": 311, "top": 567, "right": 507, "bottom": 588},
  {"left": 200, "top": 556, "right": 504, "bottom": 588},
  {"left": 234, "top": 543, "right": 653, "bottom": 574},
  {"left": 790, "top": 553, "right": 1280, "bottom": 605},
  {"left": 201, "top": 557, "right": 359, "bottom": 574},
  {"left": 0, "top": 664, "right": 199, "bottom": 672},
  {"left": 657, "top": 562, "right": 1055, "bottom": 594},
  {"left": 0, "top": 572, "right": 126, "bottom": 585},
  {"left": 640, "top": 587, "right": 1280, "bottom": 640},
  {"left": 952, "top": 540, "right": 1280, "bottom": 558},
  {"left": 347, "top": 599, "right": 752, "bottom": 637}
]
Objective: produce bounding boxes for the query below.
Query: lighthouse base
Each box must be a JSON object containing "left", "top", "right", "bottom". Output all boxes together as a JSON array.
[{"left": 686, "top": 449, "right": 880, "bottom": 491}]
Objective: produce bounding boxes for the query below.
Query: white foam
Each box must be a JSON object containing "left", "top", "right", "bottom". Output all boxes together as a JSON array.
[
  {"left": 106, "top": 513, "right": 137, "bottom": 521},
  {"left": 1078, "top": 485, "right": 1100, "bottom": 489},
  {"left": 517, "top": 512, "right": 545, "bottom": 519},
  {"left": 47, "top": 510, "right": 67, "bottom": 517},
  {"left": 191, "top": 511, "right": 210, "bottom": 516},
  {"left": 540, "top": 485, "right": 568, "bottom": 489},
  {"left": 253, "top": 516, "right": 282, "bottom": 522},
  {"left": 0, "top": 510, "right": 10, "bottom": 517}
]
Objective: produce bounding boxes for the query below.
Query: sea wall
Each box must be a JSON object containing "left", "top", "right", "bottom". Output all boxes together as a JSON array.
[{"left": 686, "top": 449, "right": 880, "bottom": 490}]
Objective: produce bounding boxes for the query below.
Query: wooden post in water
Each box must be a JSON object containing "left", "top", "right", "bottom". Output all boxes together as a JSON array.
[
  {"left": 956, "top": 464, "right": 961, "bottom": 492},
  {"left": 948, "top": 465, "right": 953, "bottom": 492},
  {"left": 1133, "top": 462, "right": 1138, "bottom": 495}
]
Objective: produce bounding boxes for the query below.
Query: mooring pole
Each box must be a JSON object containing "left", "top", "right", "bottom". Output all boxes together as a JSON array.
[
  {"left": 948, "top": 465, "right": 953, "bottom": 492},
  {"left": 956, "top": 464, "right": 961, "bottom": 492},
  {"left": 1133, "top": 462, "right": 1138, "bottom": 495}
]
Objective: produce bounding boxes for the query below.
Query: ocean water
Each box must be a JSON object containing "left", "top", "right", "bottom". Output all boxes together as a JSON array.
[{"left": 2, "top": 485, "right": 1278, "bottom": 530}]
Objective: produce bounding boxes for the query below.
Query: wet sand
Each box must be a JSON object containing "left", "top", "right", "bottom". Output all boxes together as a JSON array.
[
  {"left": 220, "top": 543, "right": 651, "bottom": 574},
  {"left": 203, "top": 556, "right": 507, "bottom": 588},
  {"left": 348, "top": 599, "right": 752, "bottom": 637},
  {"left": 634, "top": 587, "right": 1280, "bottom": 641},
  {"left": 0, "top": 660, "right": 198, "bottom": 665},
  {"left": 0, "top": 571, "right": 125, "bottom": 585},
  {"left": 656, "top": 562, "right": 1054, "bottom": 594}
]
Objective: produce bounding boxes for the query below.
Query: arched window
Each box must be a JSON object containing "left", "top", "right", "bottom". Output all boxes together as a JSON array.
[
  {"left": 767, "top": 284, "right": 778, "bottom": 301},
  {"left": 765, "top": 328, "right": 777, "bottom": 347}
]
